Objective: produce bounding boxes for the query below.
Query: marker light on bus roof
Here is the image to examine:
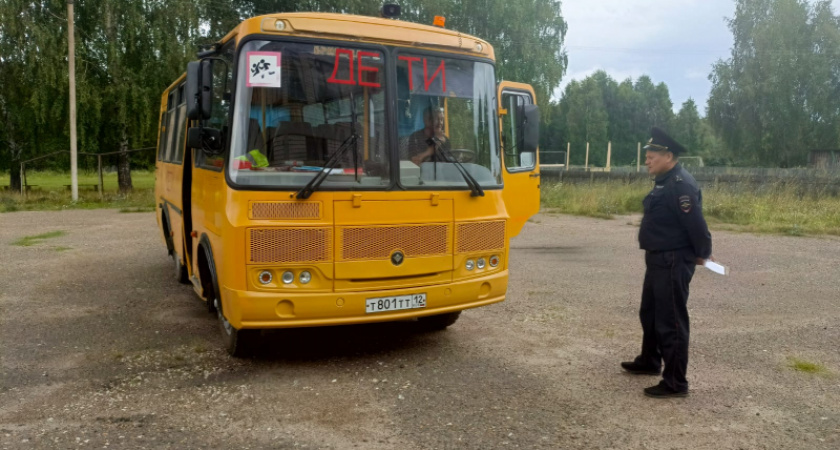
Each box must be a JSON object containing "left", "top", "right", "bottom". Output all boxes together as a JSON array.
[
  {"left": 274, "top": 20, "right": 286, "bottom": 31},
  {"left": 433, "top": 16, "right": 445, "bottom": 28},
  {"left": 475, "top": 43, "right": 483, "bottom": 52},
  {"left": 282, "top": 271, "right": 295, "bottom": 284},
  {"left": 258, "top": 271, "right": 273, "bottom": 284}
]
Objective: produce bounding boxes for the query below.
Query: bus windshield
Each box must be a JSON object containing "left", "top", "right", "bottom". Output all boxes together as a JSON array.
[
  {"left": 396, "top": 53, "right": 501, "bottom": 188},
  {"left": 227, "top": 39, "right": 500, "bottom": 190}
]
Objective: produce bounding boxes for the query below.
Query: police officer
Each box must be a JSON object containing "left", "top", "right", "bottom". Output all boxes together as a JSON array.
[{"left": 621, "top": 127, "right": 712, "bottom": 398}]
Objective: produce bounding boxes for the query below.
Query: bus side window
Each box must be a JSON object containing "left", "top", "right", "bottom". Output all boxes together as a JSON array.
[
  {"left": 171, "top": 84, "right": 187, "bottom": 164},
  {"left": 157, "top": 97, "right": 169, "bottom": 161},
  {"left": 197, "top": 40, "right": 235, "bottom": 170},
  {"left": 165, "top": 90, "right": 179, "bottom": 163}
]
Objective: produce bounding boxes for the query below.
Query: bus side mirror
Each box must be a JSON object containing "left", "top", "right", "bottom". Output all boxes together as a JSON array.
[
  {"left": 522, "top": 104, "right": 540, "bottom": 153},
  {"left": 186, "top": 60, "right": 212, "bottom": 120},
  {"left": 187, "top": 127, "right": 222, "bottom": 152}
]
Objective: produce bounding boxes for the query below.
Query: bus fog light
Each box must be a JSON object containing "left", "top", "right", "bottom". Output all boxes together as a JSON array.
[
  {"left": 299, "top": 271, "right": 312, "bottom": 284},
  {"left": 476, "top": 258, "right": 486, "bottom": 269},
  {"left": 489, "top": 255, "right": 500, "bottom": 267},
  {"left": 282, "top": 271, "right": 294, "bottom": 284},
  {"left": 465, "top": 259, "right": 475, "bottom": 271},
  {"left": 258, "top": 271, "right": 273, "bottom": 284}
]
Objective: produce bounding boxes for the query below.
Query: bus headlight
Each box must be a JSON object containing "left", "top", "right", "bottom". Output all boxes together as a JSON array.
[
  {"left": 282, "top": 271, "right": 294, "bottom": 284},
  {"left": 299, "top": 271, "right": 312, "bottom": 284},
  {"left": 476, "top": 258, "right": 486, "bottom": 269},
  {"left": 258, "top": 271, "right": 273, "bottom": 284},
  {"left": 465, "top": 259, "right": 475, "bottom": 271}
]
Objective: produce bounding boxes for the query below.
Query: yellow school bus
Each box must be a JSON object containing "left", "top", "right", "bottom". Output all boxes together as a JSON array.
[{"left": 155, "top": 8, "right": 541, "bottom": 356}]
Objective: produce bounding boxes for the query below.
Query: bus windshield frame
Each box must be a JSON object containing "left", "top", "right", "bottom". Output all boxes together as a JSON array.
[{"left": 224, "top": 36, "right": 502, "bottom": 192}]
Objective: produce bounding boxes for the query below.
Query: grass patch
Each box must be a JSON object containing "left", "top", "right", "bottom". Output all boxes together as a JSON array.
[
  {"left": 1, "top": 170, "right": 156, "bottom": 213},
  {"left": 119, "top": 206, "right": 156, "bottom": 213},
  {"left": 542, "top": 180, "right": 840, "bottom": 236},
  {"left": 2, "top": 170, "right": 156, "bottom": 190},
  {"left": 12, "top": 230, "right": 67, "bottom": 247},
  {"left": 1, "top": 188, "right": 154, "bottom": 213},
  {"left": 787, "top": 357, "right": 829, "bottom": 375},
  {"left": 54, "top": 246, "right": 72, "bottom": 252}
]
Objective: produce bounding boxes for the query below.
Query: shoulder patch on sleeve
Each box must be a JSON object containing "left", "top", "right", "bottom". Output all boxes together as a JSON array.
[{"left": 679, "top": 195, "right": 692, "bottom": 213}]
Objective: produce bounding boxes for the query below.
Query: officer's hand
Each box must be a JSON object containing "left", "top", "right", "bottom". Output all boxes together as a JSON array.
[{"left": 695, "top": 255, "right": 714, "bottom": 265}]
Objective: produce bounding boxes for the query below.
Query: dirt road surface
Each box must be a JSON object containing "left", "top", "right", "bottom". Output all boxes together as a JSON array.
[{"left": 1, "top": 210, "right": 838, "bottom": 449}]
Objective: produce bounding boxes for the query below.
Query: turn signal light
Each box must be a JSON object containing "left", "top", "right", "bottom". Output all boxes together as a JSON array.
[{"left": 489, "top": 255, "right": 499, "bottom": 267}]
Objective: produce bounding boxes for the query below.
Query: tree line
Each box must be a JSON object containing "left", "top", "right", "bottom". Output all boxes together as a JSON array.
[
  {"left": 1, "top": 0, "right": 838, "bottom": 191},
  {"left": 544, "top": 0, "right": 840, "bottom": 168}
]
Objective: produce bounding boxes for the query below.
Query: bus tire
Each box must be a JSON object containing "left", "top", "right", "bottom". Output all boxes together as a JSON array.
[
  {"left": 214, "top": 295, "right": 258, "bottom": 357},
  {"left": 418, "top": 311, "right": 461, "bottom": 331}
]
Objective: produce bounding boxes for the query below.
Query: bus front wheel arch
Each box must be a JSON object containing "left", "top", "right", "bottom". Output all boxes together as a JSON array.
[{"left": 197, "top": 240, "right": 258, "bottom": 358}]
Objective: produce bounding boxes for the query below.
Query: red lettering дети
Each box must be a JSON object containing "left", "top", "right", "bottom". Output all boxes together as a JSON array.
[
  {"left": 357, "top": 51, "right": 381, "bottom": 88},
  {"left": 327, "top": 48, "right": 356, "bottom": 85},
  {"left": 424, "top": 59, "right": 446, "bottom": 92},
  {"left": 398, "top": 55, "right": 421, "bottom": 91}
]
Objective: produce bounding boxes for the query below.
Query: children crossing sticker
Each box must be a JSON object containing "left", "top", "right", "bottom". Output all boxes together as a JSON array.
[{"left": 246, "top": 52, "right": 281, "bottom": 87}]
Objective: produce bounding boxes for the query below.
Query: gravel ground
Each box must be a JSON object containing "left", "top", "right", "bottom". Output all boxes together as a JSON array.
[{"left": 0, "top": 209, "right": 838, "bottom": 450}]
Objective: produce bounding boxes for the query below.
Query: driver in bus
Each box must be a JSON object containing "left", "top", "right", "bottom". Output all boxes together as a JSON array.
[{"left": 408, "top": 106, "right": 451, "bottom": 165}]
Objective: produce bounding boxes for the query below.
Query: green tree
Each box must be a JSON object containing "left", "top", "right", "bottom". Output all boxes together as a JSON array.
[
  {"left": 708, "top": 0, "right": 840, "bottom": 166},
  {"left": 673, "top": 99, "right": 703, "bottom": 155}
]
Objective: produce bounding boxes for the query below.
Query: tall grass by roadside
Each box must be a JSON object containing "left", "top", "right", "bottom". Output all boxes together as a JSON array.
[
  {"left": 542, "top": 180, "right": 840, "bottom": 236},
  {"left": 0, "top": 189, "right": 155, "bottom": 213},
  {"left": 1, "top": 170, "right": 156, "bottom": 190},
  {"left": 1, "top": 171, "right": 156, "bottom": 213}
]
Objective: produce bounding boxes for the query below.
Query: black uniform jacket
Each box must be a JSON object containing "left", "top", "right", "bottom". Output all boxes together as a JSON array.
[{"left": 638, "top": 164, "right": 712, "bottom": 259}]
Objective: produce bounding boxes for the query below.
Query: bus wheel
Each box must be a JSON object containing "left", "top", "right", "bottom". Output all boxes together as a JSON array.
[
  {"left": 214, "top": 296, "right": 257, "bottom": 357},
  {"left": 418, "top": 311, "right": 461, "bottom": 331}
]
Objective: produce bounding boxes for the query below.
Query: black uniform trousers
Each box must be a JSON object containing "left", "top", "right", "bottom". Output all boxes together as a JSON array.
[{"left": 634, "top": 248, "right": 695, "bottom": 392}]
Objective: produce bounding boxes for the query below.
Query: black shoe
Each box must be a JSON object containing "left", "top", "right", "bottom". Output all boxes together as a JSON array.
[
  {"left": 644, "top": 383, "right": 688, "bottom": 398},
  {"left": 620, "top": 361, "right": 661, "bottom": 375}
]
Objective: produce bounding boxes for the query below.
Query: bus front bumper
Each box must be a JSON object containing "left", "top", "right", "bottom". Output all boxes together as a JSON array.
[{"left": 221, "top": 270, "right": 509, "bottom": 329}]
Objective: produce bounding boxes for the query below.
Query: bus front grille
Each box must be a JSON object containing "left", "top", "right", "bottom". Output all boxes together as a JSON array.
[
  {"left": 250, "top": 202, "right": 321, "bottom": 220},
  {"left": 339, "top": 224, "right": 450, "bottom": 261},
  {"left": 249, "top": 227, "right": 332, "bottom": 263},
  {"left": 455, "top": 221, "right": 506, "bottom": 253}
]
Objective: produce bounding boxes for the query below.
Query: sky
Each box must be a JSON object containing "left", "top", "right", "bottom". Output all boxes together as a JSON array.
[{"left": 556, "top": 0, "right": 840, "bottom": 114}]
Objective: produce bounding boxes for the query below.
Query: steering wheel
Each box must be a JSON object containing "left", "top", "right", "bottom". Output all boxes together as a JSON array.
[{"left": 450, "top": 148, "right": 476, "bottom": 163}]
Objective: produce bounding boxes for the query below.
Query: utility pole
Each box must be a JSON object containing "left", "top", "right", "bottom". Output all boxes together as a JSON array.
[{"left": 67, "top": 0, "right": 78, "bottom": 201}]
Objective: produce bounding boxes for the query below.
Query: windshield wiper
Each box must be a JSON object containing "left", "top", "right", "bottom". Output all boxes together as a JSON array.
[
  {"left": 429, "top": 138, "right": 484, "bottom": 197},
  {"left": 297, "top": 92, "right": 361, "bottom": 200},
  {"left": 296, "top": 133, "right": 359, "bottom": 199}
]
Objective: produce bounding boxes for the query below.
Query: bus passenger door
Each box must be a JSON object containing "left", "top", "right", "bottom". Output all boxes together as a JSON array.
[{"left": 498, "top": 82, "right": 540, "bottom": 238}]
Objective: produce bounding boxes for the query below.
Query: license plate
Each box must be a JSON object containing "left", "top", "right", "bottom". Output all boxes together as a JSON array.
[{"left": 365, "top": 293, "right": 426, "bottom": 314}]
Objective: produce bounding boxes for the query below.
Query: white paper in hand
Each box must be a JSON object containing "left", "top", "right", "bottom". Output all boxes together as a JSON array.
[{"left": 703, "top": 260, "right": 728, "bottom": 275}]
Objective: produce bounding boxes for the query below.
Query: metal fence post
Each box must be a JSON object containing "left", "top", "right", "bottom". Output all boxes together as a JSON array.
[
  {"left": 637, "top": 142, "right": 641, "bottom": 172},
  {"left": 20, "top": 163, "right": 25, "bottom": 196},
  {"left": 585, "top": 142, "right": 590, "bottom": 171},
  {"left": 98, "top": 154, "right": 104, "bottom": 198},
  {"left": 566, "top": 142, "right": 570, "bottom": 171}
]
